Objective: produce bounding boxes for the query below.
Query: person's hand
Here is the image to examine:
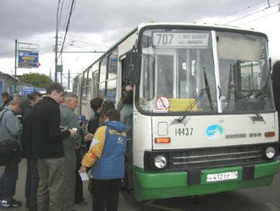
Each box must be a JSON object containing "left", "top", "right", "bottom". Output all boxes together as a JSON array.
[
  {"left": 69, "top": 128, "right": 77, "bottom": 137},
  {"left": 80, "top": 123, "right": 86, "bottom": 129},
  {"left": 85, "top": 133, "right": 94, "bottom": 141},
  {"left": 80, "top": 165, "right": 87, "bottom": 173}
]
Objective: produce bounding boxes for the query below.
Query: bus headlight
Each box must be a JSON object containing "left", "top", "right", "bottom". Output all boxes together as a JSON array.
[
  {"left": 154, "top": 155, "right": 167, "bottom": 169},
  {"left": 265, "top": 147, "right": 275, "bottom": 159}
]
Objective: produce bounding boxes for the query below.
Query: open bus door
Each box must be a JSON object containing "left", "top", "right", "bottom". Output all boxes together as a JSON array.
[{"left": 121, "top": 52, "right": 141, "bottom": 191}]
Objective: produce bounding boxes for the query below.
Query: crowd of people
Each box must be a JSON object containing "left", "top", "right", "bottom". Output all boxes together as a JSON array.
[{"left": 0, "top": 82, "right": 133, "bottom": 211}]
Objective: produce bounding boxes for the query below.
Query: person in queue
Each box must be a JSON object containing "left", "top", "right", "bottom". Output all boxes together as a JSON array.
[
  {"left": 80, "top": 109, "right": 127, "bottom": 211},
  {"left": 117, "top": 84, "right": 133, "bottom": 112},
  {"left": 31, "top": 82, "right": 76, "bottom": 211},
  {"left": 74, "top": 115, "right": 88, "bottom": 205},
  {"left": 99, "top": 100, "right": 115, "bottom": 124},
  {"left": 60, "top": 92, "right": 81, "bottom": 211},
  {"left": 88, "top": 97, "right": 103, "bottom": 135},
  {"left": 120, "top": 89, "right": 134, "bottom": 190},
  {"left": 21, "top": 91, "right": 43, "bottom": 211},
  {"left": 0, "top": 92, "right": 11, "bottom": 111},
  {"left": 0, "top": 97, "right": 23, "bottom": 208},
  {"left": 86, "top": 100, "right": 116, "bottom": 195}
]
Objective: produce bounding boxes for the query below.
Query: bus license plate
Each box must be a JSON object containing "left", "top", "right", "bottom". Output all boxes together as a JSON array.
[{"left": 207, "top": 171, "right": 238, "bottom": 182}]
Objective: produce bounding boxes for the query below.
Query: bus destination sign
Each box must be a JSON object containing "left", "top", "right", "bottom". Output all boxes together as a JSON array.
[{"left": 153, "top": 32, "right": 209, "bottom": 48}]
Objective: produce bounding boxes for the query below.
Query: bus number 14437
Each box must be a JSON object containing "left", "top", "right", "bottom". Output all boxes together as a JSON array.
[{"left": 175, "top": 128, "right": 193, "bottom": 136}]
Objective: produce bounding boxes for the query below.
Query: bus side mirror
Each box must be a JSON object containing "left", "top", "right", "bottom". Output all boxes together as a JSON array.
[{"left": 123, "top": 52, "right": 141, "bottom": 83}]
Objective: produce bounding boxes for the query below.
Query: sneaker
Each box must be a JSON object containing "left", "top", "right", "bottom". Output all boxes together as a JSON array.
[{"left": 1, "top": 199, "right": 22, "bottom": 208}]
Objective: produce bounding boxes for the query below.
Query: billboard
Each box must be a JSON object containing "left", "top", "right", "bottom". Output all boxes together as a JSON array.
[{"left": 18, "top": 43, "right": 39, "bottom": 68}]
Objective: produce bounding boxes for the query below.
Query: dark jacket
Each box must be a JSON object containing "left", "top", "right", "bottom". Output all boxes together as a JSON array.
[
  {"left": 21, "top": 106, "right": 33, "bottom": 158},
  {"left": 87, "top": 110, "right": 100, "bottom": 134},
  {"left": 31, "top": 97, "right": 70, "bottom": 158}
]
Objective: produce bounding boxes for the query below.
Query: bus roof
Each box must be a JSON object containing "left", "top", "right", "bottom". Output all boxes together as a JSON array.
[{"left": 138, "top": 22, "right": 266, "bottom": 35}]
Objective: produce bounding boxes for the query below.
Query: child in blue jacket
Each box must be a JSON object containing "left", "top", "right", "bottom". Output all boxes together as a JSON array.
[{"left": 80, "top": 109, "right": 126, "bottom": 211}]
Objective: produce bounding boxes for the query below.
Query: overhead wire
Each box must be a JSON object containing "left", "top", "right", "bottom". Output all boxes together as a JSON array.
[
  {"left": 239, "top": 8, "right": 279, "bottom": 25},
  {"left": 223, "top": 2, "right": 280, "bottom": 24},
  {"left": 66, "top": 38, "right": 109, "bottom": 47},
  {"left": 220, "top": 0, "right": 265, "bottom": 21},
  {"left": 58, "top": 0, "right": 76, "bottom": 60},
  {"left": 63, "top": 0, "right": 71, "bottom": 30}
]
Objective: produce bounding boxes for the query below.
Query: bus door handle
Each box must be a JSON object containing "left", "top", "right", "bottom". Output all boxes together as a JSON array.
[{"left": 218, "top": 86, "right": 221, "bottom": 99}]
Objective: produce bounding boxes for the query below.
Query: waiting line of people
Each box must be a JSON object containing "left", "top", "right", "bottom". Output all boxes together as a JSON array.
[{"left": 0, "top": 82, "right": 133, "bottom": 211}]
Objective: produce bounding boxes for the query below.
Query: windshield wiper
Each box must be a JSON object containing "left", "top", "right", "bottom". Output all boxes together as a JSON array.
[
  {"left": 177, "top": 66, "right": 213, "bottom": 123},
  {"left": 255, "top": 76, "right": 269, "bottom": 100},
  {"left": 238, "top": 94, "right": 266, "bottom": 124},
  {"left": 227, "top": 64, "right": 234, "bottom": 108},
  {"left": 250, "top": 111, "right": 266, "bottom": 123},
  {"left": 203, "top": 66, "right": 214, "bottom": 111}
]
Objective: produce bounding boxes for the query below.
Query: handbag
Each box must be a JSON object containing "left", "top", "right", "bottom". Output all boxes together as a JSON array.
[{"left": 0, "top": 139, "right": 21, "bottom": 166}]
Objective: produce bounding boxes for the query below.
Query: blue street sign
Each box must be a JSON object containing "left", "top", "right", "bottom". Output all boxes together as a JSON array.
[{"left": 18, "top": 51, "right": 39, "bottom": 68}]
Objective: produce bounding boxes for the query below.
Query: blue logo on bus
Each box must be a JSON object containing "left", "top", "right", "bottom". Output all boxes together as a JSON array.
[{"left": 205, "top": 124, "right": 223, "bottom": 140}]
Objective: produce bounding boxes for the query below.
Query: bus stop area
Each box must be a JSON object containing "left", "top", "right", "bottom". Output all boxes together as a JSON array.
[{"left": 0, "top": 159, "right": 134, "bottom": 211}]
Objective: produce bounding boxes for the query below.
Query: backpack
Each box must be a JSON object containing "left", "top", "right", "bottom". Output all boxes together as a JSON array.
[{"left": 0, "top": 109, "right": 21, "bottom": 166}]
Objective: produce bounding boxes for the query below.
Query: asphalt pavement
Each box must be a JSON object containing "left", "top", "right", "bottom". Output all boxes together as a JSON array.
[
  {"left": 2, "top": 159, "right": 280, "bottom": 211},
  {"left": 0, "top": 159, "right": 134, "bottom": 211}
]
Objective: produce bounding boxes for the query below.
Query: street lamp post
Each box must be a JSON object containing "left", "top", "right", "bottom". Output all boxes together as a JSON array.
[
  {"left": 14, "top": 39, "right": 18, "bottom": 95},
  {"left": 54, "top": 0, "right": 60, "bottom": 82}
]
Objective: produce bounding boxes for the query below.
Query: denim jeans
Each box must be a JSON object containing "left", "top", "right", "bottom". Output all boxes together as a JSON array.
[{"left": 0, "top": 163, "right": 18, "bottom": 201}]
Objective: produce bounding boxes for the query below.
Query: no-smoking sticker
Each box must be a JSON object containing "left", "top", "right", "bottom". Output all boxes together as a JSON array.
[{"left": 154, "top": 96, "right": 170, "bottom": 112}]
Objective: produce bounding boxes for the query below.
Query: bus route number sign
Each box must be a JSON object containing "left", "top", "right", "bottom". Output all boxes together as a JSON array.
[{"left": 153, "top": 32, "right": 209, "bottom": 48}]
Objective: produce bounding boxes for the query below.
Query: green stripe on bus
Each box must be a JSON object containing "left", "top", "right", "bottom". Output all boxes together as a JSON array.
[{"left": 133, "top": 160, "right": 280, "bottom": 201}]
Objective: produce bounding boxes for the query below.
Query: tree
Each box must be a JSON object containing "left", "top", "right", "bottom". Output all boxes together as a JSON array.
[{"left": 19, "top": 73, "right": 53, "bottom": 89}]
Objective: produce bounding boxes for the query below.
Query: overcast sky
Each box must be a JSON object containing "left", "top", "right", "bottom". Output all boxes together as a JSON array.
[{"left": 0, "top": 0, "right": 279, "bottom": 86}]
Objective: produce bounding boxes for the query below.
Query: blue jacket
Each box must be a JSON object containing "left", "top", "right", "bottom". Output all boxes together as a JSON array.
[{"left": 91, "top": 121, "right": 126, "bottom": 180}]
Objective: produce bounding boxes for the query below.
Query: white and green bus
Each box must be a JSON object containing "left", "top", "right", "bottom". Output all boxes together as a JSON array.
[{"left": 73, "top": 23, "right": 280, "bottom": 201}]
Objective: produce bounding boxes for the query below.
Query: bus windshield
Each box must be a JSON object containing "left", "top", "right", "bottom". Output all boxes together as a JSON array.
[
  {"left": 138, "top": 29, "right": 216, "bottom": 113},
  {"left": 217, "top": 31, "right": 274, "bottom": 113},
  {"left": 138, "top": 28, "right": 274, "bottom": 114}
]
